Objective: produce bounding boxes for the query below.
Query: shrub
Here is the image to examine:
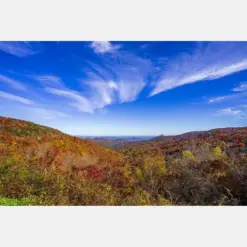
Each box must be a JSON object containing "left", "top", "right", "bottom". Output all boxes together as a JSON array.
[
  {"left": 213, "top": 146, "right": 226, "bottom": 160},
  {"left": 0, "top": 196, "right": 37, "bottom": 206},
  {"left": 182, "top": 150, "right": 195, "bottom": 161},
  {"left": 135, "top": 167, "right": 144, "bottom": 182}
]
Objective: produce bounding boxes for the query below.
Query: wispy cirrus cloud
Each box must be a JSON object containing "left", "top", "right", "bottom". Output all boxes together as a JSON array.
[
  {"left": 219, "top": 108, "right": 242, "bottom": 116},
  {"left": 207, "top": 82, "right": 247, "bottom": 104},
  {"left": 90, "top": 41, "right": 121, "bottom": 54},
  {"left": 207, "top": 92, "right": 247, "bottom": 104},
  {"left": 0, "top": 74, "right": 27, "bottom": 91},
  {"left": 44, "top": 45, "right": 151, "bottom": 114},
  {"left": 45, "top": 87, "right": 94, "bottom": 114},
  {"left": 73, "top": 42, "right": 152, "bottom": 113},
  {"left": 46, "top": 83, "right": 119, "bottom": 114},
  {"left": 118, "top": 80, "right": 146, "bottom": 103},
  {"left": 0, "top": 42, "right": 39, "bottom": 57},
  {"left": 110, "top": 53, "right": 151, "bottom": 102},
  {"left": 84, "top": 80, "right": 118, "bottom": 108},
  {"left": 214, "top": 105, "right": 247, "bottom": 119},
  {"left": 232, "top": 81, "right": 247, "bottom": 92},
  {"left": 0, "top": 91, "right": 33, "bottom": 105},
  {"left": 150, "top": 42, "right": 247, "bottom": 96},
  {"left": 208, "top": 95, "right": 232, "bottom": 104},
  {"left": 31, "top": 75, "right": 64, "bottom": 87}
]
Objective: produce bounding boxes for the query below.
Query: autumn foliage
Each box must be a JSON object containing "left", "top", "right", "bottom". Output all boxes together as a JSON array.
[{"left": 1, "top": 116, "right": 247, "bottom": 205}]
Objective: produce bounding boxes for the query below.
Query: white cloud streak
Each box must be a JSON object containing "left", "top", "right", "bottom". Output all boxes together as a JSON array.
[
  {"left": 0, "top": 91, "right": 33, "bottom": 105},
  {"left": 0, "top": 42, "right": 38, "bottom": 57},
  {"left": 0, "top": 74, "right": 27, "bottom": 91},
  {"left": 32, "top": 75, "right": 63, "bottom": 87},
  {"left": 45, "top": 88, "right": 94, "bottom": 114},
  {"left": 150, "top": 42, "right": 247, "bottom": 96},
  {"left": 207, "top": 90, "right": 247, "bottom": 104},
  {"left": 208, "top": 96, "right": 230, "bottom": 103},
  {"left": 232, "top": 82, "right": 247, "bottom": 92},
  {"left": 215, "top": 106, "right": 247, "bottom": 119},
  {"left": 220, "top": 108, "right": 242, "bottom": 115}
]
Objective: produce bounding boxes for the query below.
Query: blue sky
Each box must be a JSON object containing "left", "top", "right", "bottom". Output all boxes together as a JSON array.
[{"left": 0, "top": 41, "right": 247, "bottom": 136}]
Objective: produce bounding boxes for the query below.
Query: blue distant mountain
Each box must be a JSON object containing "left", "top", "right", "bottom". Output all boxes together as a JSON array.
[{"left": 77, "top": 136, "right": 154, "bottom": 141}]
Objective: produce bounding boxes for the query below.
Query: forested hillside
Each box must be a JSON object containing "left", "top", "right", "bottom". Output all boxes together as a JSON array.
[{"left": 1, "top": 116, "right": 247, "bottom": 205}]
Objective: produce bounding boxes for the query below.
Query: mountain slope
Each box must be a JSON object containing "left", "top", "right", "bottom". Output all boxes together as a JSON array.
[
  {"left": 0, "top": 116, "right": 156, "bottom": 206},
  {"left": 0, "top": 116, "right": 123, "bottom": 170}
]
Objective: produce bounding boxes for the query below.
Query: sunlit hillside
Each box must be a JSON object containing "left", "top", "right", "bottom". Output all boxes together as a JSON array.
[{"left": 1, "top": 116, "right": 247, "bottom": 205}]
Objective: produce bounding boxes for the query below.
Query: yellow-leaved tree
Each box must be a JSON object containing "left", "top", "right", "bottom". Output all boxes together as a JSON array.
[{"left": 182, "top": 150, "right": 195, "bottom": 161}]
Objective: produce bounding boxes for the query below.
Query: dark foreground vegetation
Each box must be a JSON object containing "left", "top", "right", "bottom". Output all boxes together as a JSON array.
[{"left": 1, "top": 116, "right": 247, "bottom": 205}]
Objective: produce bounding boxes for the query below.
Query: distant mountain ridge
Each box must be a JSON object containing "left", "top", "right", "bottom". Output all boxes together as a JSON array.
[
  {"left": 78, "top": 136, "right": 154, "bottom": 148},
  {"left": 81, "top": 127, "right": 247, "bottom": 149},
  {"left": 150, "top": 127, "right": 247, "bottom": 142},
  {"left": 115, "top": 126, "right": 247, "bottom": 151}
]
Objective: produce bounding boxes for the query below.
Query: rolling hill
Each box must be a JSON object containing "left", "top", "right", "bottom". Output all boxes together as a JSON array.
[{"left": 0, "top": 116, "right": 123, "bottom": 170}]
